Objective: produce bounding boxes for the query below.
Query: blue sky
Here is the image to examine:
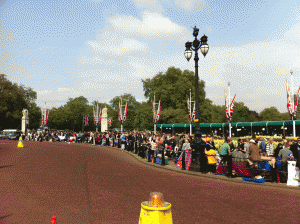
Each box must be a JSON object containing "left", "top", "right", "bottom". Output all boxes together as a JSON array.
[{"left": 1, "top": 0, "right": 300, "bottom": 113}]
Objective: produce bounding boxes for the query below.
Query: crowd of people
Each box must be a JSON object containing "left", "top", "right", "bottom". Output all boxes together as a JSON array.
[{"left": 20, "top": 130, "right": 300, "bottom": 183}]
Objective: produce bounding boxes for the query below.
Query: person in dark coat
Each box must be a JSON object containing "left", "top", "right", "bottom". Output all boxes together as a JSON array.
[
  {"left": 290, "top": 138, "right": 300, "bottom": 167},
  {"left": 274, "top": 143, "right": 283, "bottom": 158}
]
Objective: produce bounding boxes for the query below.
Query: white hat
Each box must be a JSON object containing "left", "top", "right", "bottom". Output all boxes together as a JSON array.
[{"left": 249, "top": 139, "right": 256, "bottom": 143}]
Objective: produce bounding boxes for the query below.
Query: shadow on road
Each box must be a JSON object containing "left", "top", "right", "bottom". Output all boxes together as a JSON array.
[
  {"left": 0, "top": 214, "right": 13, "bottom": 220},
  {"left": 0, "top": 165, "right": 14, "bottom": 169}
]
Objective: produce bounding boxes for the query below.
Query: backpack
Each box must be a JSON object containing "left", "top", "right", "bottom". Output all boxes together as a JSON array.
[{"left": 259, "top": 141, "right": 266, "bottom": 153}]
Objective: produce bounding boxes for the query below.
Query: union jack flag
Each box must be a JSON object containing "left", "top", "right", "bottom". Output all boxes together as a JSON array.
[
  {"left": 192, "top": 103, "right": 196, "bottom": 120},
  {"left": 123, "top": 103, "right": 128, "bottom": 122},
  {"left": 41, "top": 111, "right": 44, "bottom": 125},
  {"left": 225, "top": 92, "right": 229, "bottom": 119},
  {"left": 286, "top": 81, "right": 292, "bottom": 115},
  {"left": 294, "top": 87, "right": 300, "bottom": 119},
  {"left": 230, "top": 93, "right": 236, "bottom": 118},
  {"left": 152, "top": 101, "right": 156, "bottom": 121},
  {"left": 187, "top": 98, "right": 191, "bottom": 121},
  {"left": 45, "top": 110, "right": 50, "bottom": 125},
  {"left": 84, "top": 115, "right": 89, "bottom": 126},
  {"left": 156, "top": 101, "right": 161, "bottom": 121},
  {"left": 93, "top": 105, "right": 101, "bottom": 125},
  {"left": 118, "top": 101, "right": 122, "bottom": 122}
]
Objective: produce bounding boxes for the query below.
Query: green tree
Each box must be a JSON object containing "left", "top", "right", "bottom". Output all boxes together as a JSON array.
[
  {"left": 281, "top": 112, "right": 292, "bottom": 121},
  {"left": 260, "top": 107, "right": 282, "bottom": 121},
  {"left": 48, "top": 96, "right": 91, "bottom": 132},
  {"left": 231, "top": 102, "right": 256, "bottom": 122},
  {"left": 0, "top": 74, "right": 38, "bottom": 130},
  {"left": 210, "top": 104, "right": 227, "bottom": 123},
  {"left": 110, "top": 93, "right": 139, "bottom": 131},
  {"left": 142, "top": 67, "right": 212, "bottom": 124},
  {"left": 133, "top": 101, "right": 154, "bottom": 131}
]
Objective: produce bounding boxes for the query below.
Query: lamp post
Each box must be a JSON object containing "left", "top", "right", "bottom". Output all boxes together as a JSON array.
[{"left": 184, "top": 26, "right": 209, "bottom": 173}]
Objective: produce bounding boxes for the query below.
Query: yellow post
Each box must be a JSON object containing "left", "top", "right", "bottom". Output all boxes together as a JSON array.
[
  {"left": 17, "top": 136, "right": 24, "bottom": 148},
  {"left": 139, "top": 192, "right": 173, "bottom": 224}
]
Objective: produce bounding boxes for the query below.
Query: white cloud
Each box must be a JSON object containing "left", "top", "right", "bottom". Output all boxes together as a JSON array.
[
  {"left": 133, "top": 0, "right": 164, "bottom": 13},
  {"left": 175, "top": 0, "right": 195, "bottom": 10},
  {"left": 87, "top": 37, "right": 149, "bottom": 57},
  {"left": 37, "top": 90, "right": 53, "bottom": 95},
  {"left": 109, "top": 11, "right": 189, "bottom": 41}
]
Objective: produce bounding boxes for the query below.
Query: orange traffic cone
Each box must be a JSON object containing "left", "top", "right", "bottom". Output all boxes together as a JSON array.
[{"left": 50, "top": 216, "right": 56, "bottom": 224}]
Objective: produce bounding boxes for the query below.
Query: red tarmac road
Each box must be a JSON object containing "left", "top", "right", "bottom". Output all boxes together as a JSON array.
[{"left": 1, "top": 140, "right": 300, "bottom": 223}]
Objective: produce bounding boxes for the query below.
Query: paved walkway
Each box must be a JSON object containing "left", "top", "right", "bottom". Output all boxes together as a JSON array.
[
  {"left": 117, "top": 146, "right": 291, "bottom": 189},
  {"left": 1, "top": 140, "right": 300, "bottom": 224}
]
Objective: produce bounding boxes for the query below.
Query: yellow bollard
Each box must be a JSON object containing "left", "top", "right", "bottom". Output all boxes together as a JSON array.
[
  {"left": 17, "top": 136, "right": 24, "bottom": 148},
  {"left": 139, "top": 192, "right": 173, "bottom": 224}
]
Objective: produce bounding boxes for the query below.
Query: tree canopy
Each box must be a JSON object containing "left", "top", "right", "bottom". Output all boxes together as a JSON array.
[
  {"left": 0, "top": 74, "right": 40, "bottom": 130},
  {"left": 0, "top": 68, "right": 296, "bottom": 132}
]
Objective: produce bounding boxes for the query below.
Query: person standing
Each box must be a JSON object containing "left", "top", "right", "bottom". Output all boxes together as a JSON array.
[
  {"left": 248, "top": 139, "right": 261, "bottom": 168},
  {"left": 205, "top": 145, "right": 217, "bottom": 174},
  {"left": 266, "top": 138, "right": 275, "bottom": 157},
  {"left": 278, "top": 140, "right": 293, "bottom": 182},
  {"left": 290, "top": 138, "right": 300, "bottom": 167},
  {"left": 219, "top": 139, "right": 232, "bottom": 165}
]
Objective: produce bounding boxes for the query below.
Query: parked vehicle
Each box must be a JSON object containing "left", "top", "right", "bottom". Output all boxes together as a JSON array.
[
  {"left": 0, "top": 132, "right": 10, "bottom": 139},
  {"left": 8, "top": 131, "right": 23, "bottom": 140}
]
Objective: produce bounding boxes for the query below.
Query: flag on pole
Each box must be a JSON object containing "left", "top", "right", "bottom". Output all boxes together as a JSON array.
[
  {"left": 45, "top": 110, "right": 50, "bottom": 125},
  {"left": 84, "top": 115, "right": 89, "bottom": 126},
  {"left": 93, "top": 106, "right": 96, "bottom": 124},
  {"left": 156, "top": 100, "right": 161, "bottom": 121},
  {"left": 118, "top": 102, "right": 122, "bottom": 122},
  {"left": 93, "top": 105, "right": 101, "bottom": 125},
  {"left": 192, "top": 103, "right": 196, "bottom": 120},
  {"left": 187, "top": 98, "right": 191, "bottom": 121},
  {"left": 286, "top": 81, "right": 292, "bottom": 115},
  {"left": 230, "top": 93, "right": 236, "bottom": 118},
  {"left": 123, "top": 103, "right": 128, "bottom": 122},
  {"left": 152, "top": 101, "right": 156, "bottom": 121},
  {"left": 41, "top": 111, "right": 44, "bottom": 125},
  {"left": 294, "top": 87, "right": 300, "bottom": 119},
  {"left": 108, "top": 118, "right": 112, "bottom": 127},
  {"left": 225, "top": 91, "right": 229, "bottom": 119},
  {"left": 99, "top": 108, "right": 101, "bottom": 123}
]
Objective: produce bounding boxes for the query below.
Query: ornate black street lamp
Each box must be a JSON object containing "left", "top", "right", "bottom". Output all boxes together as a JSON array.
[{"left": 184, "top": 26, "right": 209, "bottom": 173}]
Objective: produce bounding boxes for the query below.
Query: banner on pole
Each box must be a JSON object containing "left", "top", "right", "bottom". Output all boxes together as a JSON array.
[
  {"left": 123, "top": 103, "right": 128, "bottom": 122},
  {"left": 152, "top": 101, "right": 156, "bottom": 121},
  {"left": 118, "top": 101, "right": 122, "bottom": 122},
  {"left": 84, "top": 115, "right": 89, "bottom": 126},
  {"left": 156, "top": 100, "right": 161, "bottom": 121}
]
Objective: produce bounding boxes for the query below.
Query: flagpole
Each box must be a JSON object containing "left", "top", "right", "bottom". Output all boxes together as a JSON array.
[
  {"left": 228, "top": 82, "right": 231, "bottom": 138},
  {"left": 190, "top": 89, "right": 192, "bottom": 135},
  {"left": 121, "top": 98, "right": 123, "bottom": 133},
  {"left": 154, "top": 93, "right": 156, "bottom": 135},
  {"left": 96, "top": 101, "right": 99, "bottom": 133},
  {"left": 82, "top": 115, "right": 84, "bottom": 132},
  {"left": 291, "top": 69, "right": 296, "bottom": 138}
]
